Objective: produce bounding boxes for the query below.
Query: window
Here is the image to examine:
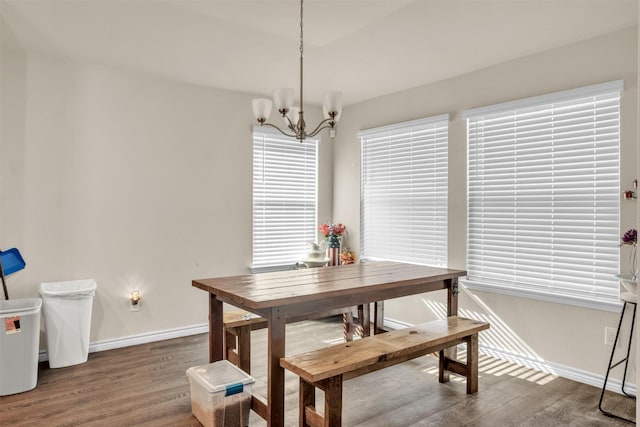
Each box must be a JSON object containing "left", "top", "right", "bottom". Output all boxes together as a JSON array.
[
  {"left": 252, "top": 127, "right": 318, "bottom": 270},
  {"left": 359, "top": 115, "right": 449, "bottom": 266},
  {"left": 463, "top": 81, "right": 623, "bottom": 311}
]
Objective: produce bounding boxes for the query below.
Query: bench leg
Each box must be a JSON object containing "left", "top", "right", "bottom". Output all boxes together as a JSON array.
[
  {"left": 466, "top": 333, "right": 478, "bottom": 394},
  {"left": 237, "top": 325, "right": 252, "bottom": 374},
  {"left": 225, "top": 325, "right": 252, "bottom": 374},
  {"left": 438, "top": 334, "right": 480, "bottom": 393},
  {"left": 322, "top": 376, "right": 343, "bottom": 427},
  {"left": 438, "top": 347, "right": 452, "bottom": 383},
  {"left": 225, "top": 329, "right": 237, "bottom": 362},
  {"left": 300, "top": 378, "right": 315, "bottom": 427},
  {"left": 300, "top": 377, "right": 343, "bottom": 427}
]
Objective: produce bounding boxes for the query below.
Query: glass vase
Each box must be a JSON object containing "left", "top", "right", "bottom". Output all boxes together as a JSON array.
[
  {"left": 630, "top": 245, "right": 637, "bottom": 281},
  {"left": 326, "top": 234, "right": 340, "bottom": 267}
]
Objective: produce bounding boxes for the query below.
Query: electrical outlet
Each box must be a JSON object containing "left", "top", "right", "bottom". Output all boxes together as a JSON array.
[
  {"left": 129, "top": 290, "right": 141, "bottom": 312},
  {"left": 605, "top": 326, "right": 617, "bottom": 346}
]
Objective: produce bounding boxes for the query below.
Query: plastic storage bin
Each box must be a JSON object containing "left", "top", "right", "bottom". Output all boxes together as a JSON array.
[
  {"left": 0, "top": 298, "right": 42, "bottom": 395},
  {"left": 186, "top": 360, "right": 255, "bottom": 427},
  {"left": 40, "top": 279, "right": 97, "bottom": 368}
]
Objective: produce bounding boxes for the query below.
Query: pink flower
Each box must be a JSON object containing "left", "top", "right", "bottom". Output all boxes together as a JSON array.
[{"left": 319, "top": 222, "right": 346, "bottom": 237}]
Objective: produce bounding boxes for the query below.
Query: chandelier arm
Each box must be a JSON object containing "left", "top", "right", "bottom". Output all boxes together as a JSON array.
[
  {"left": 260, "top": 122, "right": 298, "bottom": 139},
  {"left": 305, "top": 118, "right": 335, "bottom": 138},
  {"left": 307, "top": 125, "right": 333, "bottom": 138},
  {"left": 283, "top": 115, "right": 296, "bottom": 131},
  {"left": 307, "top": 124, "right": 336, "bottom": 139}
]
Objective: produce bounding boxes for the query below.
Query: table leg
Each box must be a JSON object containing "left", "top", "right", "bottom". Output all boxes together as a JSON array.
[
  {"left": 447, "top": 277, "right": 459, "bottom": 317},
  {"left": 209, "top": 294, "right": 223, "bottom": 363},
  {"left": 343, "top": 311, "right": 354, "bottom": 342},
  {"left": 268, "top": 307, "right": 286, "bottom": 427},
  {"left": 343, "top": 304, "right": 371, "bottom": 340},
  {"left": 359, "top": 303, "right": 370, "bottom": 337},
  {"left": 374, "top": 301, "right": 385, "bottom": 334},
  {"left": 442, "top": 277, "right": 460, "bottom": 382}
]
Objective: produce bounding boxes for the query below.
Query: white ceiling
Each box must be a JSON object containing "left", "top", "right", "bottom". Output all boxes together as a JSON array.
[{"left": 1, "top": 0, "right": 637, "bottom": 106}]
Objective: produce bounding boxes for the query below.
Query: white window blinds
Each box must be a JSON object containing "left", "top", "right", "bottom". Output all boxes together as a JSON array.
[
  {"left": 463, "top": 81, "right": 622, "bottom": 308},
  {"left": 359, "top": 115, "right": 449, "bottom": 266},
  {"left": 252, "top": 128, "right": 318, "bottom": 269}
]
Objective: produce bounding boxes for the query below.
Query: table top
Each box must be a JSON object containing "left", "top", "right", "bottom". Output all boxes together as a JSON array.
[{"left": 193, "top": 261, "right": 466, "bottom": 311}]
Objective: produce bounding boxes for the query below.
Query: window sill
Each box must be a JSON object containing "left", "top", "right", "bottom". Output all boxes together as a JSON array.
[
  {"left": 461, "top": 279, "right": 622, "bottom": 313},
  {"left": 249, "top": 264, "right": 298, "bottom": 274}
]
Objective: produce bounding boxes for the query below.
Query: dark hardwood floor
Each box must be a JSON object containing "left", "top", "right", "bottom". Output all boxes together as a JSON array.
[{"left": 1, "top": 317, "right": 635, "bottom": 426}]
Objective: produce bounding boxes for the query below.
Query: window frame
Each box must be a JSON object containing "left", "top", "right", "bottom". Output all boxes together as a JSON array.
[
  {"left": 251, "top": 127, "right": 319, "bottom": 272},
  {"left": 462, "top": 80, "right": 624, "bottom": 312},
  {"left": 358, "top": 115, "right": 449, "bottom": 267}
]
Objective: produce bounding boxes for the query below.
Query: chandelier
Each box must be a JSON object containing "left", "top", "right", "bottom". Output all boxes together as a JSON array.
[{"left": 251, "top": 0, "right": 343, "bottom": 142}]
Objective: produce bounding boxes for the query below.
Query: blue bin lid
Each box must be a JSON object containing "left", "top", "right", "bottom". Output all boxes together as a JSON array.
[
  {"left": 0, "top": 248, "right": 26, "bottom": 276},
  {"left": 186, "top": 360, "right": 255, "bottom": 394}
]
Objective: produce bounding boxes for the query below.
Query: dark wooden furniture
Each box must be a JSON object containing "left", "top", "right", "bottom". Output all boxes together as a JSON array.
[
  {"left": 192, "top": 261, "right": 466, "bottom": 427},
  {"left": 224, "top": 308, "right": 370, "bottom": 375},
  {"left": 223, "top": 310, "right": 268, "bottom": 374},
  {"left": 281, "top": 316, "right": 490, "bottom": 427}
]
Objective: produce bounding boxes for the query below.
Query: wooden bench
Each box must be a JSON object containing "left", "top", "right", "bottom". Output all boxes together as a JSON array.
[
  {"left": 223, "top": 307, "right": 370, "bottom": 375},
  {"left": 280, "top": 316, "right": 490, "bottom": 427},
  {"left": 223, "top": 310, "right": 268, "bottom": 374}
]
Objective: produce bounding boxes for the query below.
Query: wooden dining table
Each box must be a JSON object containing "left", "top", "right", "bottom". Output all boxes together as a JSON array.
[{"left": 192, "top": 260, "right": 466, "bottom": 427}]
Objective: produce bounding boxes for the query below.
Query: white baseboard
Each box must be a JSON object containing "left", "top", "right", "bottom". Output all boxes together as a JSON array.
[
  {"left": 383, "top": 317, "right": 413, "bottom": 330},
  {"left": 38, "top": 317, "right": 636, "bottom": 397},
  {"left": 38, "top": 323, "right": 208, "bottom": 362},
  {"left": 478, "top": 344, "right": 636, "bottom": 395}
]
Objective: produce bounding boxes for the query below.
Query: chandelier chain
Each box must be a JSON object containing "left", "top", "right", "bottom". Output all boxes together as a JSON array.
[{"left": 299, "top": 0, "right": 304, "bottom": 118}]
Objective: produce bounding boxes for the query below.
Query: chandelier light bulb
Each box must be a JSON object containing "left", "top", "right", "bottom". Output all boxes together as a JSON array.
[
  {"left": 252, "top": 98, "right": 273, "bottom": 123},
  {"left": 285, "top": 106, "right": 301, "bottom": 128},
  {"left": 322, "top": 92, "right": 343, "bottom": 120},
  {"left": 273, "top": 88, "right": 295, "bottom": 113}
]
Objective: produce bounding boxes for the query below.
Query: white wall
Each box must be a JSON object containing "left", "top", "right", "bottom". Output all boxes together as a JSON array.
[
  {"left": 636, "top": 5, "right": 639, "bottom": 418},
  {"left": 333, "top": 27, "right": 638, "bottom": 384},
  {"left": 0, "top": 32, "right": 333, "bottom": 345},
  {"left": 0, "top": 19, "right": 27, "bottom": 258}
]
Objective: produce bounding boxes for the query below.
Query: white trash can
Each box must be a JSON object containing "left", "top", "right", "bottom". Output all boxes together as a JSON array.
[
  {"left": 0, "top": 298, "right": 42, "bottom": 395},
  {"left": 40, "top": 279, "right": 97, "bottom": 368}
]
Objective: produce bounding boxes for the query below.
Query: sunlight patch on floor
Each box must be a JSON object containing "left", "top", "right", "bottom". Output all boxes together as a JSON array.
[
  {"left": 324, "top": 337, "right": 346, "bottom": 345},
  {"left": 416, "top": 345, "right": 558, "bottom": 386},
  {"left": 419, "top": 286, "right": 561, "bottom": 388}
]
